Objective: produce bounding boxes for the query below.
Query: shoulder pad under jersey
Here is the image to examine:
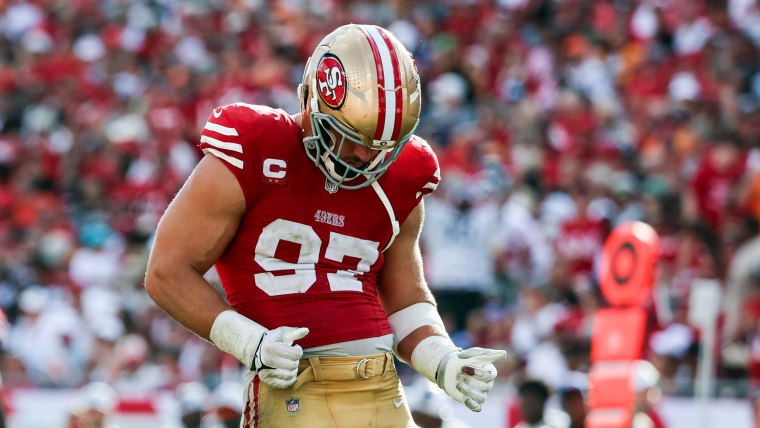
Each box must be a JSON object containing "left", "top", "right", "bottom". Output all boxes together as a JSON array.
[
  {"left": 198, "top": 103, "right": 297, "bottom": 206},
  {"left": 396, "top": 135, "right": 441, "bottom": 201}
]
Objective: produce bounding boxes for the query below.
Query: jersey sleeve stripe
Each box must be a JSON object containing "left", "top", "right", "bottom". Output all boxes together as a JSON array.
[
  {"left": 204, "top": 121, "right": 240, "bottom": 137},
  {"left": 202, "top": 147, "right": 244, "bottom": 169},
  {"left": 417, "top": 168, "right": 440, "bottom": 198},
  {"left": 422, "top": 181, "right": 438, "bottom": 191},
  {"left": 200, "top": 135, "right": 243, "bottom": 153}
]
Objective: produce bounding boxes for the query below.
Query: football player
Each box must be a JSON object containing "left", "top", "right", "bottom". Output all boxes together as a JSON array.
[{"left": 145, "top": 24, "right": 507, "bottom": 428}]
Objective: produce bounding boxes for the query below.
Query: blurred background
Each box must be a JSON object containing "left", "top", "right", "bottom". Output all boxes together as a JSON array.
[{"left": 1, "top": 0, "right": 760, "bottom": 427}]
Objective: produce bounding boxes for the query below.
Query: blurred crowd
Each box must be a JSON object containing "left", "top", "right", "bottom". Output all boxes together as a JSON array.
[{"left": 2, "top": 0, "right": 760, "bottom": 425}]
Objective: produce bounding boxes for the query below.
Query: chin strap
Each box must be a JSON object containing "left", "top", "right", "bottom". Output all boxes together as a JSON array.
[{"left": 370, "top": 180, "right": 400, "bottom": 251}]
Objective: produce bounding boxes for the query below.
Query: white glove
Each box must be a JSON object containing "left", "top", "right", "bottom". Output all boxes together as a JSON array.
[
  {"left": 436, "top": 347, "right": 507, "bottom": 412},
  {"left": 209, "top": 310, "right": 309, "bottom": 389},
  {"left": 254, "top": 326, "right": 310, "bottom": 389}
]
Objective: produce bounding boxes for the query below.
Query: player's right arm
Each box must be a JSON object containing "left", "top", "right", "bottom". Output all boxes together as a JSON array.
[
  {"left": 145, "top": 154, "right": 245, "bottom": 340},
  {"left": 145, "top": 106, "right": 308, "bottom": 388}
]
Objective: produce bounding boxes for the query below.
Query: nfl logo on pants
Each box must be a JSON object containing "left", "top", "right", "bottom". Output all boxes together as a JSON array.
[{"left": 286, "top": 398, "right": 300, "bottom": 413}]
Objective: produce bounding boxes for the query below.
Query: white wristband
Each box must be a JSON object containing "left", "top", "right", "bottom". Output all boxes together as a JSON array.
[
  {"left": 209, "top": 310, "right": 268, "bottom": 369},
  {"left": 388, "top": 302, "right": 447, "bottom": 350},
  {"left": 411, "top": 335, "right": 460, "bottom": 384}
]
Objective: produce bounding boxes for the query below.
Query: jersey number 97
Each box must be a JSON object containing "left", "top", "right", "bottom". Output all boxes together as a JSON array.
[{"left": 254, "top": 219, "right": 380, "bottom": 295}]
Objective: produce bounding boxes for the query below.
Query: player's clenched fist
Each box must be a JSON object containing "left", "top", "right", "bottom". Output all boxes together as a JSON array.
[
  {"left": 436, "top": 348, "right": 507, "bottom": 412},
  {"left": 254, "top": 326, "right": 310, "bottom": 388},
  {"left": 209, "top": 310, "right": 309, "bottom": 388}
]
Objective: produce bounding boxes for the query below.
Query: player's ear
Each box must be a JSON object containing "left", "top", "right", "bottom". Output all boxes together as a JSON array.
[
  {"left": 298, "top": 55, "right": 313, "bottom": 113},
  {"left": 300, "top": 105, "right": 314, "bottom": 137},
  {"left": 298, "top": 83, "right": 309, "bottom": 113}
]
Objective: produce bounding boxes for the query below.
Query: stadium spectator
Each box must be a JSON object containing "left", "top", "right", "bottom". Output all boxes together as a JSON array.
[
  {"left": 421, "top": 175, "right": 505, "bottom": 335},
  {"left": 66, "top": 381, "right": 119, "bottom": 428},
  {"left": 212, "top": 381, "right": 244, "bottom": 428},
  {"left": 631, "top": 360, "right": 668, "bottom": 428},
  {"left": 723, "top": 218, "right": 760, "bottom": 342},
  {"left": 558, "top": 386, "right": 586, "bottom": 428},
  {"left": 175, "top": 381, "right": 209, "bottom": 428},
  {"left": 513, "top": 379, "right": 560, "bottom": 428}
]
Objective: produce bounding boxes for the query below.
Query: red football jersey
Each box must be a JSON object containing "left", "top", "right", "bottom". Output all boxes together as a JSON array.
[{"left": 199, "top": 103, "right": 440, "bottom": 348}]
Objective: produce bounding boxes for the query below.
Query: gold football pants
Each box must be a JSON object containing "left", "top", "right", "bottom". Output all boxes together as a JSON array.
[{"left": 241, "top": 352, "right": 418, "bottom": 428}]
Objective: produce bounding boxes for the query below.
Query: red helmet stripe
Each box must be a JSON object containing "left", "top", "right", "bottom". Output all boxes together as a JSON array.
[
  {"left": 378, "top": 28, "right": 403, "bottom": 142},
  {"left": 359, "top": 26, "right": 387, "bottom": 142}
]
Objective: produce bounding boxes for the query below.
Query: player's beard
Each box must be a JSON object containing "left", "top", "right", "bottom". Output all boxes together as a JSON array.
[
  {"left": 321, "top": 123, "right": 369, "bottom": 180},
  {"left": 331, "top": 155, "right": 369, "bottom": 179}
]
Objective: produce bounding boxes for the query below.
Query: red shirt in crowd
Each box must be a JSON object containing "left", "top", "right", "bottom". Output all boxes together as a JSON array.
[{"left": 691, "top": 144, "right": 746, "bottom": 230}]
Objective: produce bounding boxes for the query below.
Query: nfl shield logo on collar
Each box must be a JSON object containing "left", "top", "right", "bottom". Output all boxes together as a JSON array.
[
  {"left": 325, "top": 179, "right": 339, "bottom": 194},
  {"left": 286, "top": 398, "right": 300, "bottom": 413}
]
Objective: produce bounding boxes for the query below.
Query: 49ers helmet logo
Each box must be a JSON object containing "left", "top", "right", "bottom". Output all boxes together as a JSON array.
[{"left": 316, "top": 54, "right": 347, "bottom": 110}]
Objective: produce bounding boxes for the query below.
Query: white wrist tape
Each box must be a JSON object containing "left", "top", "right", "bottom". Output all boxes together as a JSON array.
[
  {"left": 411, "top": 335, "right": 460, "bottom": 384},
  {"left": 209, "top": 310, "right": 268, "bottom": 369},
  {"left": 388, "top": 302, "right": 447, "bottom": 350}
]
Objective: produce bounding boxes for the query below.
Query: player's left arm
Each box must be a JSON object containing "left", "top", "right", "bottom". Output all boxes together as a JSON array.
[{"left": 378, "top": 200, "right": 507, "bottom": 412}]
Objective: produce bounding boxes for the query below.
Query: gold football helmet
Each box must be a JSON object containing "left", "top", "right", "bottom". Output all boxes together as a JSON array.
[{"left": 298, "top": 24, "right": 421, "bottom": 190}]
